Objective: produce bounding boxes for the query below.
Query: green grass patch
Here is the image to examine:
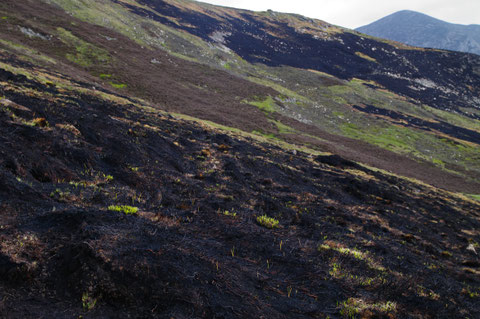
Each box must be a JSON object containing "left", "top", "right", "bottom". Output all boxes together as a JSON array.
[
  {"left": 110, "top": 82, "right": 127, "bottom": 89},
  {"left": 99, "top": 73, "right": 112, "bottom": 79},
  {"left": 466, "top": 194, "right": 480, "bottom": 202},
  {"left": 57, "top": 27, "right": 110, "bottom": 67},
  {"left": 270, "top": 120, "right": 296, "bottom": 134},
  {"left": 108, "top": 205, "right": 138, "bottom": 215},
  {"left": 256, "top": 215, "right": 279, "bottom": 228},
  {"left": 246, "top": 96, "right": 276, "bottom": 114},
  {"left": 252, "top": 130, "right": 278, "bottom": 140},
  {"left": 431, "top": 158, "right": 445, "bottom": 168},
  {"left": 339, "top": 121, "right": 480, "bottom": 175}
]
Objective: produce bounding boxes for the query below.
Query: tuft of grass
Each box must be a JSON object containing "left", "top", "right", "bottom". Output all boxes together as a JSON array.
[
  {"left": 82, "top": 292, "right": 97, "bottom": 311},
  {"left": 110, "top": 82, "right": 127, "bottom": 89},
  {"left": 222, "top": 210, "right": 237, "bottom": 217},
  {"left": 108, "top": 205, "right": 138, "bottom": 215},
  {"left": 256, "top": 215, "right": 279, "bottom": 228},
  {"left": 339, "top": 298, "right": 397, "bottom": 318}
]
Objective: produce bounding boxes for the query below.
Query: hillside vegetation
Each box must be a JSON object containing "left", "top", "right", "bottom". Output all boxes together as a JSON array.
[{"left": 0, "top": 0, "right": 479, "bottom": 318}]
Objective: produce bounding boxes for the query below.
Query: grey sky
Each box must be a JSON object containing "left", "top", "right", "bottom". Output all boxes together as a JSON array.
[{"left": 196, "top": 0, "right": 480, "bottom": 29}]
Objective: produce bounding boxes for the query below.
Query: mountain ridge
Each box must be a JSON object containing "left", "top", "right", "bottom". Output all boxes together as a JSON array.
[{"left": 356, "top": 10, "right": 480, "bottom": 55}]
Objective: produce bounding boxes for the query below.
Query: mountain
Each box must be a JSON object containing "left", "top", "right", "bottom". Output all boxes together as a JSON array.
[
  {"left": 356, "top": 10, "right": 480, "bottom": 55},
  {"left": 0, "top": 0, "right": 479, "bottom": 318}
]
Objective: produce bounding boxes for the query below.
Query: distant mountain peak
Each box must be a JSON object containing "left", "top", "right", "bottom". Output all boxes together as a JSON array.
[{"left": 356, "top": 10, "right": 480, "bottom": 55}]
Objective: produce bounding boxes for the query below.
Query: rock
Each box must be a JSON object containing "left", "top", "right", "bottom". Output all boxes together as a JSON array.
[{"left": 466, "top": 243, "right": 477, "bottom": 255}]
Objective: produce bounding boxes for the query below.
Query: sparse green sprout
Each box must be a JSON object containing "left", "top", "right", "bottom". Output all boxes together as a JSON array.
[
  {"left": 99, "top": 73, "right": 112, "bottom": 79},
  {"left": 101, "top": 173, "right": 113, "bottom": 182},
  {"left": 329, "top": 262, "right": 342, "bottom": 277},
  {"left": 463, "top": 286, "right": 480, "bottom": 299},
  {"left": 50, "top": 188, "right": 70, "bottom": 201},
  {"left": 256, "top": 215, "right": 279, "bottom": 228},
  {"left": 222, "top": 210, "right": 237, "bottom": 217},
  {"left": 108, "top": 205, "right": 138, "bottom": 215},
  {"left": 82, "top": 292, "right": 97, "bottom": 311}
]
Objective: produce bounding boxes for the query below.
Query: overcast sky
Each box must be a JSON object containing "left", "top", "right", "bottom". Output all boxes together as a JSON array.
[{"left": 196, "top": 0, "right": 480, "bottom": 29}]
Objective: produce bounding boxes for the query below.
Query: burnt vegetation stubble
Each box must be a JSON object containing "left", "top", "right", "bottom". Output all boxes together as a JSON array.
[{"left": 0, "top": 54, "right": 479, "bottom": 318}]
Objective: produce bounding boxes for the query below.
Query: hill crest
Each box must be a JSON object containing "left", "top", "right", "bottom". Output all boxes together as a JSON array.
[{"left": 356, "top": 10, "right": 480, "bottom": 55}]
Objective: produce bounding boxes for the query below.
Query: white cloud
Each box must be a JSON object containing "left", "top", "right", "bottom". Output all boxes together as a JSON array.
[{"left": 196, "top": 0, "right": 480, "bottom": 29}]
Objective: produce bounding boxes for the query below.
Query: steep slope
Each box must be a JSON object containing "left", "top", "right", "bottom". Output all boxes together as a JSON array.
[
  {"left": 32, "top": 0, "right": 480, "bottom": 191},
  {"left": 356, "top": 10, "right": 480, "bottom": 56},
  {"left": 0, "top": 1, "right": 480, "bottom": 318},
  {"left": 1, "top": 43, "right": 480, "bottom": 319}
]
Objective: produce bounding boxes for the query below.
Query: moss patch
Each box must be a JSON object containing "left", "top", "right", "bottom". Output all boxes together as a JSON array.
[{"left": 57, "top": 27, "right": 110, "bottom": 67}]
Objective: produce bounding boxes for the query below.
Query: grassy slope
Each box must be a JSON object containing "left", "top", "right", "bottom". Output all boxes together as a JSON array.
[
  {"left": 38, "top": 0, "right": 480, "bottom": 190},
  {"left": 1, "top": 44, "right": 480, "bottom": 319}
]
